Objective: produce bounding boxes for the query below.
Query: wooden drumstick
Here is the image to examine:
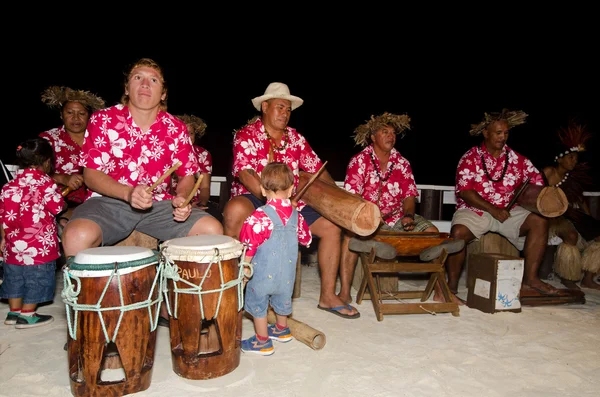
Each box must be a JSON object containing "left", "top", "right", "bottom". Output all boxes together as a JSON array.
[
  {"left": 292, "top": 161, "right": 328, "bottom": 205},
  {"left": 506, "top": 176, "right": 531, "bottom": 210},
  {"left": 146, "top": 161, "right": 182, "bottom": 193},
  {"left": 179, "top": 173, "right": 204, "bottom": 208},
  {"left": 61, "top": 186, "right": 73, "bottom": 197}
]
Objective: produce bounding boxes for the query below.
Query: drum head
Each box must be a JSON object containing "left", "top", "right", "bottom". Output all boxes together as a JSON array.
[
  {"left": 74, "top": 246, "right": 156, "bottom": 264},
  {"left": 161, "top": 235, "right": 244, "bottom": 262}
]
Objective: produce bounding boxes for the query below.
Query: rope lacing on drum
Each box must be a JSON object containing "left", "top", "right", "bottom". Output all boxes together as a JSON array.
[
  {"left": 61, "top": 251, "right": 164, "bottom": 343},
  {"left": 161, "top": 244, "right": 249, "bottom": 319}
]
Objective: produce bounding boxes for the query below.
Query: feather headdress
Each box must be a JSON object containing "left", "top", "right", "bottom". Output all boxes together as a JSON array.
[
  {"left": 41, "top": 86, "right": 105, "bottom": 112},
  {"left": 554, "top": 122, "right": 591, "bottom": 161},
  {"left": 469, "top": 108, "right": 528, "bottom": 136},
  {"left": 352, "top": 112, "right": 411, "bottom": 147},
  {"left": 177, "top": 114, "right": 208, "bottom": 139}
]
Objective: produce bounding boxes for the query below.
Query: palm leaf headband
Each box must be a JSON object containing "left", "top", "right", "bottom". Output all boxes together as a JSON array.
[
  {"left": 353, "top": 112, "right": 411, "bottom": 147},
  {"left": 469, "top": 109, "right": 528, "bottom": 136}
]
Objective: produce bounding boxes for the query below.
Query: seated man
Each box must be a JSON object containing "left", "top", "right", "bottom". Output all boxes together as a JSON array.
[
  {"left": 222, "top": 82, "right": 359, "bottom": 319},
  {"left": 444, "top": 109, "right": 559, "bottom": 304},
  {"left": 62, "top": 58, "right": 223, "bottom": 259},
  {"left": 339, "top": 112, "right": 458, "bottom": 304}
]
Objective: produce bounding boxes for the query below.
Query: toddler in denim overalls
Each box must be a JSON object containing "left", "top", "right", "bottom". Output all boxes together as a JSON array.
[{"left": 239, "top": 162, "right": 312, "bottom": 356}]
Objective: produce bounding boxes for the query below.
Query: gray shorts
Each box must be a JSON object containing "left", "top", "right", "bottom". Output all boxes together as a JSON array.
[
  {"left": 451, "top": 207, "right": 531, "bottom": 250},
  {"left": 70, "top": 197, "right": 212, "bottom": 246}
]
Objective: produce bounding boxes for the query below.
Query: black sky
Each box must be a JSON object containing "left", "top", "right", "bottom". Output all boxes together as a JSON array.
[{"left": 5, "top": 19, "right": 600, "bottom": 190}]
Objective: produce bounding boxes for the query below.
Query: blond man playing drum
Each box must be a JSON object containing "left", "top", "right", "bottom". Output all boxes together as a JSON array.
[
  {"left": 62, "top": 58, "right": 223, "bottom": 258},
  {"left": 239, "top": 162, "right": 312, "bottom": 355},
  {"left": 445, "top": 109, "right": 558, "bottom": 303}
]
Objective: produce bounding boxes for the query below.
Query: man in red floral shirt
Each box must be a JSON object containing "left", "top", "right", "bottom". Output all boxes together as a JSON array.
[
  {"left": 446, "top": 109, "right": 559, "bottom": 302},
  {"left": 223, "top": 82, "right": 360, "bottom": 319},
  {"left": 62, "top": 58, "right": 223, "bottom": 257}
]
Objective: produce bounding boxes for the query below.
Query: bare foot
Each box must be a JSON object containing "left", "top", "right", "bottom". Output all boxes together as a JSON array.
[
  {"left": 336, "top": 293, "right": 353, "bottom": 305},
  {"left": 523, "top": 279, "right": 560, "bottom": 295},
  {"left": 433, "top": 287, "right": 465, "bottom": 306},
  {"left": 319, "top": 295, "right": 359, "bottom": 316},
  {"left": 560, "top": 278, "right": 581, "bottom": 290},
  {"left": 580, "top": 274, "right": 600, "bottom": 290}
]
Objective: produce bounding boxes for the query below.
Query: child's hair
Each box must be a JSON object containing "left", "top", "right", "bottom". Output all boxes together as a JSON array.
[
  {"left": 261, "top": 162, "right": 294, "bottom": 192},
  {"left": 15, "top": 138, "right": 55, "bottom": 172}
]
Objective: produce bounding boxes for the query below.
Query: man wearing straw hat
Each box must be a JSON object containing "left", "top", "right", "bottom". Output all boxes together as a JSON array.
[
  {"left": 223, "top": 82, "right": 360, "bottom": 319},
  {"left": 61, "top": 58, "right": 222, "bottom": 258},
  {"left": 445, "top": 109, "right": 558, "bottom": 303}
]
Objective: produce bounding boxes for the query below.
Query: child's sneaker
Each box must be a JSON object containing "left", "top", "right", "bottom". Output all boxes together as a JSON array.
[
  {"left": 241, "top": 335, "right": 274, "bottom": 356},
  {"left": 15, "top": 314, "right": 54, "bottom": 329},
  {"left": 4, "top": 312, "right": 19, "bottom": 325},
  {"left": 268, "top": 324, "right": 294, "bottom": 342}
]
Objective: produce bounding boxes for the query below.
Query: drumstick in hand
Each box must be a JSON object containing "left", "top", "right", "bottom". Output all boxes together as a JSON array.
[
  {"left": 179, "top": 174, "right": 204, "bottom": 208},
  {"left": 61, "top": 186, "right": 73, "bottom": 197},
  {"left": 291, "top": 161, "right": 328, "bottom": 206},
  {"left": 146, "top": 161, "right": 182, "bottom": 193}
]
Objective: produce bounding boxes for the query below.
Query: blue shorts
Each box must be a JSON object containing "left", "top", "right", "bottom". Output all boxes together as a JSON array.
[
  {"left": 241, "top": 194, "right": 321, "bottom": 226},
  {"left": 0, "top": 262, "right": 56, "bottom": 304}
]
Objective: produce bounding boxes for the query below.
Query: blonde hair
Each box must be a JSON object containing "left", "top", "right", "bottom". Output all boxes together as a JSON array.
[
  {"left": 261, "top": 162, "right": 294, "bottom": 192},
  {"left": 120, "top": 58, "right": 168, "bottom": 111}
]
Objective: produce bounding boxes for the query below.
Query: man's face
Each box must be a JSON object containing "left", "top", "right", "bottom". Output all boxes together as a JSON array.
[
  {"left": 126, "top": 66, "right": 166, "bottom": 111},
  {"left": 483, "top": 120, "right": 509, "bottom": 151},
  {"left": 371, "top": 125, "right": 396, "bottom": 152},
  {"left": 558, "top": 151, "right": 579, "bottom": 171},
  {"left": 61, "top": 101, "right": 89, "bottom": 134},
  {"left": 262, "top": 98, "right": 292, "bottom": 130}
]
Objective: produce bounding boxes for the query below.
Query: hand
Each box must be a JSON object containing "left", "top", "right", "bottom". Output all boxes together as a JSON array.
[
  {"left": 67, "top": 174, "right": 84, "bottom": 190},
  {"left": 172, "top": 196, "right": 192, "bottom": 222},
  {"left": 401, "top": 214, "right": 416, "bottom": 231},
  {"left": 490, "top": 207, "right": 511, "bottom": 223},
  {"left": 130, "top": 185, "right": 153, "bottom": 210}
]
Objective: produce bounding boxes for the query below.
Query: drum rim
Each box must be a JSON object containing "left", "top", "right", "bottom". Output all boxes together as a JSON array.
[{"left": 69, "top": 250, "right": 159, "bottom": 271}]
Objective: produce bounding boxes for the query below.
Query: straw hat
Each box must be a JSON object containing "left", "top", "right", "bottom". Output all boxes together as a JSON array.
[
  {"left": 352, "top": 112, "right": 411, "bottom": 147},
  {"left": 251, "top": 82, "right": 303, "bottom": 111},
  {"left": 41, "top": 86, "right": 105, "bottom": 112},
  {"left": 469, "top": 108, "right": 528, "bottom": 136}
]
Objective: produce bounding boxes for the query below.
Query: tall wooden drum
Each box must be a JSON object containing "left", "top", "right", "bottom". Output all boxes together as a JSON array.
[
  {"left": 160, "top": 235, "right": 245, "bottom": 380},
  {"left": 62, "top": 246, "right": 161, "bottom": 397}
]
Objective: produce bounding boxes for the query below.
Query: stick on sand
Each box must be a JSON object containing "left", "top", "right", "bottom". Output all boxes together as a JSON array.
[
  {"left": 146, "top": 161, "right": 182, "bottom": 193},
  {"left": 179, "top": 174, "right": 204, "bottom": 208},
  {"left": 267, "top": 308, "right": 326, "bottom": 350}
]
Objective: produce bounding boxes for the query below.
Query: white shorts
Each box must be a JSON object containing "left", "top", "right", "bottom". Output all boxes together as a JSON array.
[{"left": 451, "top": 206, "right": 532, "bottom": 251}]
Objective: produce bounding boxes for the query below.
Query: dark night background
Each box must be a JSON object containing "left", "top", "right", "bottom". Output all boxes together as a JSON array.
[{"left": 4, "top": 16, "right": 599, "bottom": 191}]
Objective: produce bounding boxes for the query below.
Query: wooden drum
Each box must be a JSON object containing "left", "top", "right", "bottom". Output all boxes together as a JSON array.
[
  {"left": 160, "top": 235, "right": 245, "bottom": 380},
  {"left": 516, "top": 184, "right": 568, "bottom": 218},
  {"left": 62, "top": 246, "right": 161, "bottom": 397}
]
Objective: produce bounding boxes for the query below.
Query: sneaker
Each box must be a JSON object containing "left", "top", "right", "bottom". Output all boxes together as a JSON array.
[
  {"left": 268, "top": 324, "right": 294, "bottom": 343},
  {"left": 241, "top": 335, "right": 274, "bottom": 356},
  {"left": 419, "top": 239, "right": 465, "bottom": 262},
  {"left": 15, "top": 313, "right": 54, "bottom": 329},
  {"left": 4, "top": 312, "right": 19, "bottom": 325},
  {"left": 349, "top": 238, "right": 397, "bottom": 260}
]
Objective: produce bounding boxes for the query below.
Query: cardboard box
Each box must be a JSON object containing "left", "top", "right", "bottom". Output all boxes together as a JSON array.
[{"left": 467, "top": 253, "right": 524, "bottom": 313}]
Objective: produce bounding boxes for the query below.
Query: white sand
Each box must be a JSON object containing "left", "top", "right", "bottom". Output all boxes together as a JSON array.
[{"left": 0, "top": 265, "right": 598, "bottom": 397}]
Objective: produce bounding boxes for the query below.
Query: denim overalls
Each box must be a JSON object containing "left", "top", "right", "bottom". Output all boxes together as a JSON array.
[{"left": 244, "top": 205, "right": 299, "bottom": 318}]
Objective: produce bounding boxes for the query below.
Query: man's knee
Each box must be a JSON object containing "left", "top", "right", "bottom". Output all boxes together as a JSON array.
[
  {"left": 310, "top": 217, "right": 341, "bottom": 240},
  {"left": 450, "top": 224, "right": 474, "bottom": 243}
]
